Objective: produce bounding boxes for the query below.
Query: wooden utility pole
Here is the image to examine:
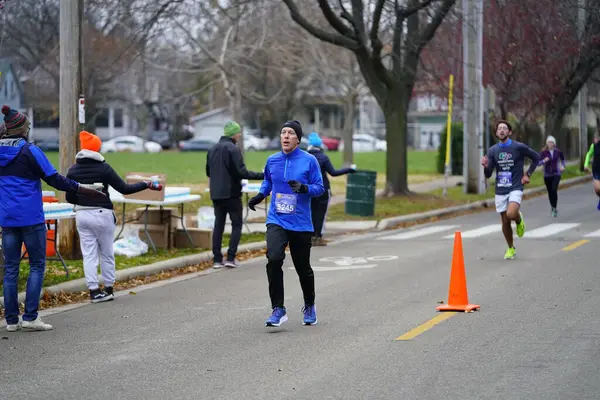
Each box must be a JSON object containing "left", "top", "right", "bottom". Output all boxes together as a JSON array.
[
  {"left": 58, "top": 0, "right": 82, "bottom": 258},
  {"left": 578, "top": 0, "right": 588, "bottom": 170},
  {"left": 463, "top": 0, "right": 485, "bottom": 194}
]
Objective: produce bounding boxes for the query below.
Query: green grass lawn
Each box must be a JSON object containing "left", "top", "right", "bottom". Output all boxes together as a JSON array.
[
  {"left": 43, "top": 150, "right": 439, "bottom": 186},
  {"left": 42, "top": 150, "right": 440, "bottom": 213},
  {"left": 0, "top": 232, "right": 266, "bottom": 295}
]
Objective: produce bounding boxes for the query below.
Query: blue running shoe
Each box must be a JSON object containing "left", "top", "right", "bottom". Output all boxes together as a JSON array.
[
  {"left": 265, "top": 307, "right": 287, "bottom": 327},
  {"left": 302, "top": 304, "right": 317, "bottom": 325}
]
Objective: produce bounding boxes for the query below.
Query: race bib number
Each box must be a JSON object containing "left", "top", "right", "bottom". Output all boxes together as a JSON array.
[
  {"left": 275, "top": 193, "right": 297, "bottom": 214},
  {"left": 497, "top": 171, "right": 512, "bottom": 188}
]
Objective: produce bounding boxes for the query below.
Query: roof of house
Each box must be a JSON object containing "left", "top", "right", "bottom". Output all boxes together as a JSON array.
[{"left": 190, "top": 107, "right": 229, "bottom": 123}]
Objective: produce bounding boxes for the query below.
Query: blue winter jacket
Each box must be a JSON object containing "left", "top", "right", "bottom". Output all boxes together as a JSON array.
[
  {"left": 0, "top": 137, "right": 80, "bottom": 228},
  {"left": 259, "top": 147, "right": 325, "bottom": 232}
]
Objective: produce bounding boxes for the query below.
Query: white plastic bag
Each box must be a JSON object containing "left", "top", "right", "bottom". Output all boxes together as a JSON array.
[
  {"left": 197, "top": 207, "right": 215, "bottom": 229},
  {"left": 113, "top": 225, "right": 149, "bottom": 257}
]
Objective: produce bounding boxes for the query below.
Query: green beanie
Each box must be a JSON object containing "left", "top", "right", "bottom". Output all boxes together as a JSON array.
[{"left": 224, "top": 121, "right": 241, "bottom": 137}]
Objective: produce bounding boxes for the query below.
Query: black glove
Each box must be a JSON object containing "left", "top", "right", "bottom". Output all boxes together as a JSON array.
[
  {"left": 77, "top": 185, "right": 107, "bottom": 198},
  {"left": 288, "top": 180, "right": 308, "bottom": 194},
  {"left": 248, "top": 193, "right": 265, "bottom": 211}
]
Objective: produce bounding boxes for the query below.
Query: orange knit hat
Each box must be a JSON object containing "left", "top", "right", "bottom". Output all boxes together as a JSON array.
[{"left": 79, "top": 131, "right": 102, "bottom": 152}]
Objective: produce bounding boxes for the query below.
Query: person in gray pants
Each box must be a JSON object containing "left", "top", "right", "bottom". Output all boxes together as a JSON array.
[{"left": 66, "top": 131, "right": 162, "bottom": 303}]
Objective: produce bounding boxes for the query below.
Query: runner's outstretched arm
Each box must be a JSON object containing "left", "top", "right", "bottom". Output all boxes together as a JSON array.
[
  {"left": 520, "top": 144, "right": 542, "bottom": 176},
  {"left": 306, "top": 156, "right": 325, "bottom": 197},
  {"left": 259, "top": 163, "right": 272, "bottom": 198}
]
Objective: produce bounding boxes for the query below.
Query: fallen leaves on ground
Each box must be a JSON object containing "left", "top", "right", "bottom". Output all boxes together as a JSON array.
[{"left": 0, "top": 247, "right": 268, "bottom": 319}]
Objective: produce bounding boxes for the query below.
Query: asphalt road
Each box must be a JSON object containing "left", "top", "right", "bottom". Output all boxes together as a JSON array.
[{"left": 2, "top": 183, "right": 600, "bottom": 400}]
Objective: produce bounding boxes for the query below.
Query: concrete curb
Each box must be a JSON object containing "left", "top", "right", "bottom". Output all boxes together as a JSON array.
[
  {"left": 376, "top": 175, "right": 591, "bottom": 230},
  {"left": 0, "top": 241, "right": 268, "bottom": 307},
  {"left": 1, "top": 174, "right": 590, "bottom": 305}
]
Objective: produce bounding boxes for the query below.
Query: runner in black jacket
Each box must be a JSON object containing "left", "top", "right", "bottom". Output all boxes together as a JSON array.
[
  {"left": 206, "top": 121, "right": 264, "bottom": 268},
  {"left": 306, "top": 132, "right": 356, "bottom": 246}
]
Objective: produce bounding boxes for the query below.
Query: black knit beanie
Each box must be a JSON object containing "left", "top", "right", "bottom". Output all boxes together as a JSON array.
[{"left": 281, "top": 120, "right": 303, "bottom": 142}]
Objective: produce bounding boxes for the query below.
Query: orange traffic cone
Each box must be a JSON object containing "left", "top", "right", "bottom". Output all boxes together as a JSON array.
[{"left": 436, "top": 231, "right": 480, "bottom": 312}]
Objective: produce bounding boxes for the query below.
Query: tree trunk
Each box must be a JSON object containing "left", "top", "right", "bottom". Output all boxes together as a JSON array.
[
  {"left": 382, "top": 98, "right": 409, "bottom": 195},
  {"left": 231, "top": 84, "right": 244, "bottom": 156},
  {"left": 545, "top": 105, "right": 568, "bottom": 156},
  {"left": 545, "top": 107, "right": 566, "bottom": 138},
  {"left": 342, "top": 93, "right": 356, "bottom": 166}
]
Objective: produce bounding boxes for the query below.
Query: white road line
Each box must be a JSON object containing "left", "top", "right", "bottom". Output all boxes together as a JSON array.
[
  {"left": 289, "top": 265, "right": 378, "bottom": 272},
  {"left": 524, "top": 223, "right": 580, "bottom": 238},
  {"left": 584, "top": 228, "right": 600, "bottom": 238},
  {"left": 379, "top": 225, "right": 458, "bottom": 240},
  {"left": 443, "top": 224, "right": 502, "bottom": 239}
]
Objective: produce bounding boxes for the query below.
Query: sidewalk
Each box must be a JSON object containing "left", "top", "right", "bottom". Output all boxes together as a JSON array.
[
  {"left": 221, "top": 159, "right": 581, "bottom": 234},
  {"left": 223, "top": 175, "right": 463, "bottom": 234}
]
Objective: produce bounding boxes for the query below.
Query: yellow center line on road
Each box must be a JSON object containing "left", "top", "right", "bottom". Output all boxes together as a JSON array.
[
  {"left": 394, "top": 312, "right": 458, "bottom": 341},
  {"left": 561, "top": 239, "right": 589, "bottom": 252}
]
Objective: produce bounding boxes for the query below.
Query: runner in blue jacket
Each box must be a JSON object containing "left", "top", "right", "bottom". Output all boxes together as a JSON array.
[{"left": 248, "top": 120, "right": 324, "bottom": 327}]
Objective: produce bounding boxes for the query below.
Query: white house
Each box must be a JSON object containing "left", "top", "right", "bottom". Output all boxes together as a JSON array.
[
  {"left": 190, "top": 107, "right": 233, "bottom": 141},
  {"left": 0, "top": 59, "right": 24, "bottom": 111}
]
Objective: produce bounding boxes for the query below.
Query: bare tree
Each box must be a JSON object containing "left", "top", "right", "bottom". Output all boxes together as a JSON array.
[
  {"left": 164, "top": 1, "right": 318, "bottom": 147},
  {"left": 305, "top": 38, "right": 366, "bottom": 165},
  {"left": 1, "top": 0, "right": 182, "bottom": 130},
  {"left": 281, "top": 0, "right": 457, "bottom": 195}
]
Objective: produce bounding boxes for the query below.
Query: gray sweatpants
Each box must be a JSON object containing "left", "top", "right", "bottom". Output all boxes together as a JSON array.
[{"left": 75, "top": 209, "right": 116, "bottom": 290}]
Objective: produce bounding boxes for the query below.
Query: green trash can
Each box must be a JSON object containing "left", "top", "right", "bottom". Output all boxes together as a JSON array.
[{"left": 345, "top": 170, "right": 377, "bottom": 216}]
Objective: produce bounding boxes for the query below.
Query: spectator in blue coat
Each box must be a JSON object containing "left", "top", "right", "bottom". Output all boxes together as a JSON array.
[
  {"left": 307, "top": 132, "right": 355, "bottom": 246},
  {"left": 0, "top": 105, "right": 104, "bottom": 332}
]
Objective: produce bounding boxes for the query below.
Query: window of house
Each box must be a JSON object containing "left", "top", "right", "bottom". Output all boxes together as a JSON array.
[
  {"left": 114, "top": 108, "right": 123, "bottom": 128},
  {"left": 95, "top": 108, "right": 109, "bottom": 128},
  {"left": 33, "top": 109, "right": 60, "bottom": 128}
]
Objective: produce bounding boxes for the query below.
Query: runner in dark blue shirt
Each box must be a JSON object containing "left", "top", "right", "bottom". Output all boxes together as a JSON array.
[{"left": 481, "top": 120, "right": 541, "bottom": 260}]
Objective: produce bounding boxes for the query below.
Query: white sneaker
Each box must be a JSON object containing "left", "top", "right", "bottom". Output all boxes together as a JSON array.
[
  {"left": 213, "top": 262, "right": 226, "bottom": 269},
  {"left": 6, "top": 316, "right": 22, "bottom": 332},
  {"left": 21, "top": 317, "right": 53, "bottom": 331},
  {"left": 224, "top": 260, "right": 240, "bottom": 268}
]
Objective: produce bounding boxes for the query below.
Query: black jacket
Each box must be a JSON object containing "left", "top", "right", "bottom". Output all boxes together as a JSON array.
[
  {"left": 206, "top": 136, "right": 263, "bottom": 200},
  {"left": 66, "top": 150, "right": 148, "bottom": 210},
  {"left": 308, "top": 147, "right": 353, "bottom": 191}
]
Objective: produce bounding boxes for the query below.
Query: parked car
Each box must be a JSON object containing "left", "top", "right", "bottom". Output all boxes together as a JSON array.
[
  {"left": 338, "top": 134, "right": 386, "bottom": 153},
  {"left": 178, "top": 137, "right": 217, "bottom": 152},
  {"left": 321, "top": 136, "right": 341, "bottom": 151},
  {"left": 101, "top": 135, "right": 163, "bottom": 153},
  {"left": 244, "top": 132, "right": 270, "bottom": 151},
  {"left": 149, "top": 131, "right": 173, "bottom": 149},
  {"left": 34, "top": 138, "right": 60, "bottom": 152}
]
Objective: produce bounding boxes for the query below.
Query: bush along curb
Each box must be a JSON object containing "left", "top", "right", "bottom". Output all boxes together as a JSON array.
[{"left": 376, "top": 175, "right": 592, "bottom": 230}]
